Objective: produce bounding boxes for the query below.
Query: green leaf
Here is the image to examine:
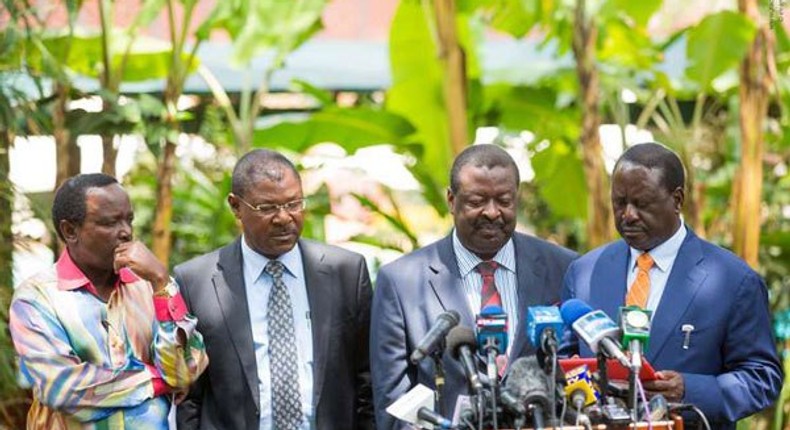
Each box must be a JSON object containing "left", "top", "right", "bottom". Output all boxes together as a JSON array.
[
  {"left": 530, "top": 140, "right": 588, "bottom": 219},
  {"left": 387, "top": 1, "right": 454, "bottom": 192},
  {"left": 201, "top": 0, "right": 328, "bottom": 67},
  {"left": 686, "top": 11, "right": 757, "bottom": 90},
  {"left": 486, "top": 84, "right": 580, "bottom": 141},
  {"left": 609, "top": 0, "right": 661, "bottom": 27},
  {"left": 598, "top": 18, "right": 660, "bottom": 69},
  {"left": 253, "top": 108, "right": 417, "bottom": 153},
  {"left": 290, "top": 79, "right": 335, "bottom": 106}
]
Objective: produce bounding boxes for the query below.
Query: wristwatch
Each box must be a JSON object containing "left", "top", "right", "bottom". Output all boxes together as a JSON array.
[{"left": 153, "top": 278, "right": 179, "bottom": 298}]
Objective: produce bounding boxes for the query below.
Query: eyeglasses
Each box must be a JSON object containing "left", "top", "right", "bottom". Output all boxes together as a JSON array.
[{"left": 231, "top": 194, "right": 307, "bottom": 216}]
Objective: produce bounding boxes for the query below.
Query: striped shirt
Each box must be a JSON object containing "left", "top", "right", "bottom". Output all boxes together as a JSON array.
[
  {"left": 9, "top": 251, "right": 209, "bottom": 429},
  {"left": 452, "top": 231, "right": 519, "bottom": 356}
]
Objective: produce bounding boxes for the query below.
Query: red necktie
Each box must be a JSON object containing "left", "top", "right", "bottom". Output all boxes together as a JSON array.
[{"left": 476, "top": 261, "right": 501, "bottom": 309}]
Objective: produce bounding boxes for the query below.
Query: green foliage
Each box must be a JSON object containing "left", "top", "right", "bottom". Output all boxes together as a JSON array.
[
  {"left": 198, "top": 0, "right": 327, "bottom": 67},
  {"left": 686, "top": 11, "right": 757, "bottom": 91},
  {"left": 530, "top": 139, "right": 588, "bottom": 219},
  {"left": 387, "top": 0, "right": 453, "bottom": 194},
  {"left": 253, "top": 108, "right": 417, "bottom": 153}
]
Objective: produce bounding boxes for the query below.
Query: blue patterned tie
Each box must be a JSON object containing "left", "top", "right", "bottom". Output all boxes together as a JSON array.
[{"left": 264, "top": 260, "right": 303, "bottom": 430}]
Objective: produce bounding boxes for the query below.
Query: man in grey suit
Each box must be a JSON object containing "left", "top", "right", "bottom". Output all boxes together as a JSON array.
[
  {"left": 370, "top": 144, "right": 577, "bottom": 429},
  {"left": 175, "top": 149, "right": 374, "bottom": 430}
]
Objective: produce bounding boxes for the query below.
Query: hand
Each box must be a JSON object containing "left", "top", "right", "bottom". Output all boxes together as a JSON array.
[
  {"left": 643, "top": 370, "right": 684, "bottom": 402},
  {"left": 113, "top": 241, "right": 169, "bottom": 292}
]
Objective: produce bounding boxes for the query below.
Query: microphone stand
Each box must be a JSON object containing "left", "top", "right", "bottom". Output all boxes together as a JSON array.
[
  {"left": 431, "top": 350, "right": 446, "bottom": 417},
  {"left": 628, "top": 340, "right": 642, "bottom": 422},
  {"left": 485, "top": 346, "right": 499, "bottom": 430},
  {"left": 596, "top": 351, "right": 609, "bottom": 406}
]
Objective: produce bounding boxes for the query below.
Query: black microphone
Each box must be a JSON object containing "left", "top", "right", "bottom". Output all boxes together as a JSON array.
[
  {"left": 446, "top": 326, "right": 483, "bottom": 394},
  {"left": 505, "top": 356, "right": 551, "bottom": 430},
  {"left": 411, "top": 310, "right": 461, "bottom": 364},
  {"left": 417, "top": 407, "right": 454, "bottom": 429}
]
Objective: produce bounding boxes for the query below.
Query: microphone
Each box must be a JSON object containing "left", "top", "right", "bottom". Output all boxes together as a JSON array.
[
  {"left": 563, "top": 365, "right": 599, "bottom": 410},
  {"left": 560, "top": 299, "right": 631, "bottom": 370},
  {"left": 527, "top": 306, "right": 564, "bottom": 356},
  {"left": 445, "top": 326, "right": 483, "bottom": 394},
  {"left": 504, "top": 356, "right": 551, "bottom": 429},
  {"left": 619, "top": 306, "right": 652, "bottom": 371},
  {"left": 410, "top": 310, "right": 461, "bottom": 364},
  {"left": 417, "top": 407, "right": 454, "bottom": 429},
  {"left": 475, "top": 305, "right": 508, "bottom": 355}
]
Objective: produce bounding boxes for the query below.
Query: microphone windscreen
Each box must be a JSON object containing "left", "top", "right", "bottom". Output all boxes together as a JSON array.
[
  {"left": 505, "top": 356, "right": 551, "bottom": 409},
  {"left": 446, "top": 326, "right": 477, "bottom": 360},
  {"left": 560, "top": 299, "right": 594, "bottom": 325}
]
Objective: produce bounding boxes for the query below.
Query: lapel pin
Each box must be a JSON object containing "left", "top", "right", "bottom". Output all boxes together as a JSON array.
[{"left": 681, "top": 324, "right": 695, "bottom": 350}]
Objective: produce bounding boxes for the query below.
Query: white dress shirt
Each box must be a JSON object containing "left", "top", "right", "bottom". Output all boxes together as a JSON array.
[{"left": 241, "top": 237, "right": 314, "bottom": 430}]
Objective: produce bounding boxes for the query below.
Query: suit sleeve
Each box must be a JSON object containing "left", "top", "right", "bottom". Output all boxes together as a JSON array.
[
  {"left": 353, "top": 256, "right": 376, "bottom": 430},
  {"left": 680, "top": 271, "right": 783, "bottom": 423},
  {"left": 370, "top": 267, "right": 413, "bottom": 430},
  {"left": 173, "top": 268, "right": 204, "bottom": 429}
]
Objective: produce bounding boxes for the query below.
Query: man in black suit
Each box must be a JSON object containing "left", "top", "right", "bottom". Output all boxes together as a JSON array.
[
  {"left": 175, "top": 149, "right": 374, "bottom": 430},
  {"left": 370, "top": 144, "right": 577, "bottom": 429}
]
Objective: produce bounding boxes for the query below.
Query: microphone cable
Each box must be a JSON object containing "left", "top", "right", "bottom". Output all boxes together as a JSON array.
[
  {"left": 635, "top": 377, "right": 652, "bottom": 430},
  {"left": 668, "top": 403, "right": 711, "bottom": 430}
]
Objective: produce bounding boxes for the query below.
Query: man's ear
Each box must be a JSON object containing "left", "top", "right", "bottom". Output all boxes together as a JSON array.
[
  {"left": 672, "top": 187, "right": 685, "bottom": 214},
  {"left": 446, "top": 187, "right": 455, "bottom": 212},
  {"left": 227, "top": 194, "right": 242, "bottom": 219},
  {"left": 59, "top": 220, "right": 78, "bottom": 244}
]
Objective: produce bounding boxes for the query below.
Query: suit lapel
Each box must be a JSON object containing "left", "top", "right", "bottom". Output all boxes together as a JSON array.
[
  {"left": 300, "top": 240, "right": 333, "bottom": 408},
  {"left": 589, "top": 241, "right": 630, "bottom": 321},
  {"left": 214, "top": 239, "right": 260, "bottom": 409},
  {"left": 427, "top": 236, "right": 473, "bottom": 327},
  {"left": 510, "top": 234, "right": 547, "bottom": 358},
  {"left": 647, "top": 232, "right": 706, "bottom": 361}
]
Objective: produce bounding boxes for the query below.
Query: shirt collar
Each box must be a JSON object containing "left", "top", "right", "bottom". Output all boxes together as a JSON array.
[
  {"left": 240, "top": 235, "right": 302, "bottom": 281},
  {"left": 629, "top": 223, "right": 687, "bottom": 272},
  {"left": 55, "top": 249, "right": 139, "bottom": 293},
  {"left": 452, "top": 229, "right": 515, "bottom": 277}
]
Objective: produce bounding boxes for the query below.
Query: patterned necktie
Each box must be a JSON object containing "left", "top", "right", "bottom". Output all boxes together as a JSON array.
[
  {"left": 264, "top": 260, "right": 303, "bottom": 430},
  {"left": 626, "top": 253, "right": 654, "bottom": 308},
  {"left": 476, "top": 261, "right": 501, "bottom": 310}
]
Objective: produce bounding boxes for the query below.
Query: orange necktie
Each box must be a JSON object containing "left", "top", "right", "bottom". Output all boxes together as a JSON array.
[{"left": 626, "top": 253, "right": 654, "bottom": 308}]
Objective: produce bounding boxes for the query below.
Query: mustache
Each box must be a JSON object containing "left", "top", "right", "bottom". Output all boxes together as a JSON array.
[{"left": 475, "top": 219, "right": 505, "bottom": 229}]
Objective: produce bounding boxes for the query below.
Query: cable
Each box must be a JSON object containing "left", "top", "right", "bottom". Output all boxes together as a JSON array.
[
  {"left": 558, "top": 389, "right": 567, "bottom": 429},
  {"left": 549, "top": 349, "right": 558, "bottom": 426},
  {"left": 668, "top": 403, "right": 712, "bottom": 430},
  {"left": 635, "top": 377, "right": 652, "bottom": 430}
]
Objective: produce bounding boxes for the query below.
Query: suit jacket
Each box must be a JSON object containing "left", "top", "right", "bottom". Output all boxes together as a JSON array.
[
  {"left": 174, "top": 238, "right": 375, "bottom": 430},
  {"left": 561, "top": 229, "right": 783, "bottom": 429},
  {"left": 370, "top": 232, "right": 577, "bottom": 429}
]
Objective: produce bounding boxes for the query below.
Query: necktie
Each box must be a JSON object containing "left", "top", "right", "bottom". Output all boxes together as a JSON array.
[
  {"left": 264, "top": 260, "right": 303, "bottom": 430},
  {"left": 476, "top": 261, "right": 501, "bottom": 310},
  {"left": 626, "top": 253, "right": 654, "bottom": 308}
]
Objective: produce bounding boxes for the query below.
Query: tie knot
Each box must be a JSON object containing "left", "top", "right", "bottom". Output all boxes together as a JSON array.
[
  {"left": 476, "top": 260, "right": 499, "bottom": 277},
  {"left": 264, "top": 260, "right": 285, "bottom": 279},
  {"left": 637, "top": 253, "right": 654, "bottom": 271}
]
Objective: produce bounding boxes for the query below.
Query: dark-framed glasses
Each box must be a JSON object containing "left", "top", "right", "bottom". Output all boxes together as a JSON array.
[{"left": 231, "top": 193, "right": 306, "bottom": 216}]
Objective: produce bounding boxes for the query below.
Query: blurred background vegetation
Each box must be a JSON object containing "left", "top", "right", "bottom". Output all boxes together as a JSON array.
[{"left": 1, "top": 0, "right": 789, "bottom": 428}]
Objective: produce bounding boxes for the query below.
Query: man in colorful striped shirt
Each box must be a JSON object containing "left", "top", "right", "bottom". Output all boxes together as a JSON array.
[{"left": 9, "top": 173, "right": 209, "bottom": 429}]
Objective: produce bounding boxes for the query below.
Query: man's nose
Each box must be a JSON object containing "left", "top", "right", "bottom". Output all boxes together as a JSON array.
[
  {"left": 118, "top": 221, "right": 133, "bottom": 242},
  {"left": 622, "top": 204, "right": 639, "bottom": 221},
  {"left": 481, "top": 200, "right": 500, "bottom": 219}
]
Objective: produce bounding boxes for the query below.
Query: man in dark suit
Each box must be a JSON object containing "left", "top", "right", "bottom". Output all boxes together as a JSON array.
[
  {"left": 371, "top": 144, "right": 577, "bottom": 429},
  {"left": 561, "top": 142, "right": 782, "bottom": 429},
  {"left": 175, "top": 149, "right": 374, "bottom": 430}
]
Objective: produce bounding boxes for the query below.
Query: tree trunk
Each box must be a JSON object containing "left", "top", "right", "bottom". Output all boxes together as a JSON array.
[
  {"left": 572, "top": 0, "right": 613, "bottom": 249},
  {"left": 151, "top": 138, "right": 176, "bottom": 264},
  {"left": 732, "top": 0, "right": 773, "bottom": 269},
  {"left": 101, "top": 134, "right": 117, "bottom": 177},
  {"left": 53, "top": 83, "right": 79, "bottom": 188},
  {"left": 433, "top": 0, "right": 468, "bottom": 156},
  {"left": 0, "top": 129, "right": 13, "bottom": 294}
]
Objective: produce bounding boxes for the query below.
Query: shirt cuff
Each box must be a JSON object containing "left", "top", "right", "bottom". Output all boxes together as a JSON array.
[
  {"left": 153, "top": 292, "right": 188, "bottom": 322},
  {"left": 145, "top": 364, "right": 170, "bottom": 397}
]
